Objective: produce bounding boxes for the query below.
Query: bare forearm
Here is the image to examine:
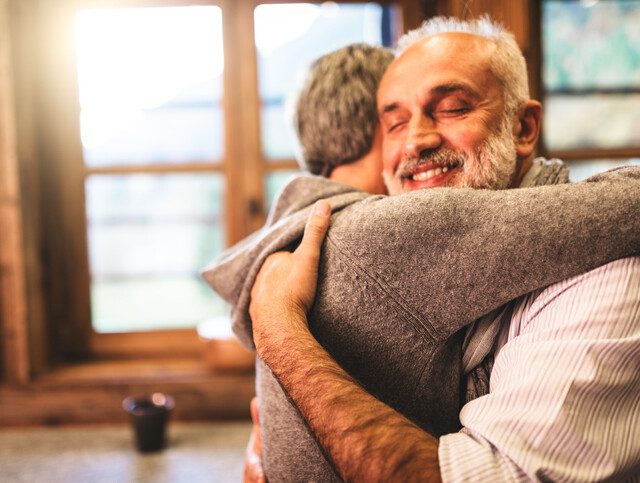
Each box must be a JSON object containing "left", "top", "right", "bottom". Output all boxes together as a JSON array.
[
  {"left": 251, "top": 202, "right": 441, "bottom": 481},
  {"left": 258, "top": 310, "right": 442, "bottom": 483}
]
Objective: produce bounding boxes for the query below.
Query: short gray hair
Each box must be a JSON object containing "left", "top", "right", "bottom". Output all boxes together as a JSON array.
[
  {"left": 293, "top": 44, "right": 394, "bottom": 176},
  {"left": 397, "top": 16, "right": 529, "bottom": 115}
]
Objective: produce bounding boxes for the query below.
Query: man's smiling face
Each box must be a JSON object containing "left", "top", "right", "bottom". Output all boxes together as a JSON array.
[{"left": 378, "top": 33, "right": 519, "bottom": 195}]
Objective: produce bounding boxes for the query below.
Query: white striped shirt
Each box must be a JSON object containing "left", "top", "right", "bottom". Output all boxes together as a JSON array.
[{"left": 439, "top": 257, "right": 640, "bottom": 482}]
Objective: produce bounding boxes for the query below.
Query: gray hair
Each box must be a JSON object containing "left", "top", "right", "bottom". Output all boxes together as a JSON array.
[
  {"left": 293, "top": 43, "right": 394, "bottom": 176},
  {"left": 397, "top": 16, "right": 529, "bottom": 115}
]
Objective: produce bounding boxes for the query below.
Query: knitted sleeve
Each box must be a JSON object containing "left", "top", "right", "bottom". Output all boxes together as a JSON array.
[
  {"left": 306, "top": 166, "right": 640, "bottom": 435},
  {"left": 260, "top": 168, "right": 640, "bottom": 482},
  {"left": 322, "top": 166, "right": 640, "bottom": 338}
]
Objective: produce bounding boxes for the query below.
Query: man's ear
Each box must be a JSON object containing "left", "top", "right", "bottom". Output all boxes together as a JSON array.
[{"left": 513, "top": 100, "right": 542, "bottom": 159}]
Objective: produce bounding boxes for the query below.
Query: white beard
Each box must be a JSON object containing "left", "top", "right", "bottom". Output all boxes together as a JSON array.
[
  {"left": 389, "top": 112, "right": 520, "bottom": 193},
  {"left": 455, "top": 114, "right": 518, "bottom": 190}
]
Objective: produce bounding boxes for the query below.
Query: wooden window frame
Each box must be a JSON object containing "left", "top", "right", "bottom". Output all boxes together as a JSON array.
[{"left": 0, "top": 0, "right": 422, "bottom": 425}]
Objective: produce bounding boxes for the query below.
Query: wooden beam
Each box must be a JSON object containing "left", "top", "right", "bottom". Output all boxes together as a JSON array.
[
  {"left": 0, "top": 359, "right": 255, "bottom": 425},
  {"left": 220, "top": 0, "right": 248, "bottom": 246},
  {"left": 547, "top": 147, "right": 640, "bottom": 162},
  {"left": 7, "top": 0, "right": 52, "bottom": 377},
  {"left": 86, "top": 162, "right": 224, "bottom": 176},
  {"left": 34, "top": 1, "right": 93, "bottom": 360},
  {"left": 91, "top": 329, "right": 202, "bottom": 360},
  {"left": 440, "top": 0, "right": 531, "bottom": 50},
  {"left": 260, "top": 160, "right": 300, "bottom": 172},
  {"left": 0, "top": 0, "right": 31, "bottom": 384},
  {"left": 233, "top": 0, "right": 266, "bottom": 236}
]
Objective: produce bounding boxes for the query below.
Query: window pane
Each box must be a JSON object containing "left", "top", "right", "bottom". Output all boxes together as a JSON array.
[
  {"left": 265, "top": 170, "right": 300, "bottom": 211},
  {"left": 254, "top": 3, "right": 394, "bottom": 160},
  {"left": 566, "top": 158, "right": 640, "bottom": 182},
  {"left": 542, "top": 0, "right": 640, "bottom": 151},
  {"left": 261, "top": 105, "right": 299, "bottom": 160},
  {"left": 86, "top": 174, "right": 227, "bottom": 333},
  {"left": 544, "top": 94, "right": 640, "bottom": 150},
  {"left": 75, "top": 6, "right": 224, "bottom": 166},
  {"left": 543, "top": 0, "right": 640, "bottom": 91}
]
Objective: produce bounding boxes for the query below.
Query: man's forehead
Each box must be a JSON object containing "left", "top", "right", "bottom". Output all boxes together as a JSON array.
[
  {"left": 397, "top": 31, "right": 496, "bottom": 66},
  {"left": 377, "top": 33, "right": 497, "bottom": 104}
]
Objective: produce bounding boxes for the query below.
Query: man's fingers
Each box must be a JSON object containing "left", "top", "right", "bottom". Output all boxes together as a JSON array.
[
  {"left": 250, "top": 397, "right": 262, "bottom": 448},
  {"left": 250, "top": 397, "right": 260, "bottom": 426},
  {"left": 297, "top": 200, "right": 331, "bottom": 260}
]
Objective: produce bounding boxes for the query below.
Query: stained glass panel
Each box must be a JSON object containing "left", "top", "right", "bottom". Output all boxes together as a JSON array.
[
  {"left": 543, "top": 0, "right": 640, "bottom": 91},
  {"left": 542, "top": 0, "right": 640, "bottom": 150}
]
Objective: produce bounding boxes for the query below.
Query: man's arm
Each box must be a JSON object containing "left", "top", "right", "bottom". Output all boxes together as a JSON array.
[
  {"left": 250, "top": 201, "right": 442, "bottom": 482},
  {"left": 243, "top": 397, "right": 266, "bottom": 483}
]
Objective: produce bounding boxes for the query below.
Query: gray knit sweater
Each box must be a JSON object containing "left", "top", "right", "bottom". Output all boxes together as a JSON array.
[{"left": 202, "top": 166, "right": 640, "bottom": 482}]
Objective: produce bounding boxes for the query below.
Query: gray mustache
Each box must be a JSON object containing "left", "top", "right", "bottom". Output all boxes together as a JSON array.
[{"left": 395, "top": 149, "right": 466, "bottom": 178}]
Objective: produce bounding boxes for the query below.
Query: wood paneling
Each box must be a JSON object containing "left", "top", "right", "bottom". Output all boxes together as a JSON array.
[
  {"left": 91, "top": 329, "right": 202, "bottom": 360},
  {"left": 401, "top": 0, "right": 429, "bottom": 32},
  {"left": 438, "top": 0, "right": 530, "bottom": 49},
  {"left": 35, "top": 1, "right": 93, "bottom": 360},
  {"left": 0, "top": 0, "right": 31, "bottom": 384},
  {"left": 430, "top": 0, "right": 543, "bottom": 105}
]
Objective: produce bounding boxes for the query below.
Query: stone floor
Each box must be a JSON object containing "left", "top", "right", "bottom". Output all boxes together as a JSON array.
[{"left": 0, "top": 421, "right": 252, "bottom": 483}]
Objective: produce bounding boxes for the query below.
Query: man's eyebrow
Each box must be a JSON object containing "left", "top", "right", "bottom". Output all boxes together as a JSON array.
[
  {"left": 378, "top": 83, "right": 479, "bottom": 116},
  {"left": 379, "top": 102, "right": 399, "bottom": 115},
  {"left": 431, "top": 83, "right": 480, "bottom": 99}
]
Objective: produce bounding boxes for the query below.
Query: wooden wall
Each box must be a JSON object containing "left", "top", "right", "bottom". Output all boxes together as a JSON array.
[
  {"left": 433, "top": 0, "right": 541, "bottom": 99},
  {"left": 0, "top": 0, "right": 30, "bottom": 385}
]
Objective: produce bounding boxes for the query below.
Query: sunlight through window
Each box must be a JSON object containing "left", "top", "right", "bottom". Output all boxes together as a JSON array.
[{"left": 75, "top": 6, "right": 224, "bottom": 165}]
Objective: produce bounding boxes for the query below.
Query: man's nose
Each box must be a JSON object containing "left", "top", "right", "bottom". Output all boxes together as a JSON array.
[{"left": 403, "top": 115, "right": 441, "bottom": 159}]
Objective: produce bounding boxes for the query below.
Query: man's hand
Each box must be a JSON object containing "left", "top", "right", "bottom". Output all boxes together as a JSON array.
[
  {"left": 247, "top": 199, "right": 441, "bottom": 482},
  {"left": 250, "top": 200, "right": 331, "bottom": 354},
  {"left": 243, "top": 397, "right": 266, "bottom": 483}
]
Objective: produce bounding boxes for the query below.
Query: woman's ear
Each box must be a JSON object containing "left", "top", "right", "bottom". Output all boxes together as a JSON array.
[{"left": 513, "top": 100, "right": 542, "bottom": 160}]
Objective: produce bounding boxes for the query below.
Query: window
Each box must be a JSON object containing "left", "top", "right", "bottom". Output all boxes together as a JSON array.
[
  {"left": 541, "top": 0, "right": 640, "bottom": 180},
  {"left": 65, "top": 2, "right": 401, "bottom": 338},
  {"left": 75, "top": 6, "right": 228, "bottom": 333},
  {"left": 0, "top": 0, "right": 416, "bottom": 419}
]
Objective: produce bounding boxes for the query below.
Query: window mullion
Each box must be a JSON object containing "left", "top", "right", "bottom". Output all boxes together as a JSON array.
[{"left": 222, "top": 0, "right": 265, "bottom": 244}]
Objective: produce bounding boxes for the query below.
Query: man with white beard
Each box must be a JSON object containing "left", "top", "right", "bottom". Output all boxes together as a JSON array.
[{"left": 248, "top": 17, "right": 640, "bottom": 481}]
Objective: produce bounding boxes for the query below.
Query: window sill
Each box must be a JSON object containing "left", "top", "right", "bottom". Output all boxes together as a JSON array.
[{"left": 0, "top": 356, "right": 255, "bottom": 426}]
